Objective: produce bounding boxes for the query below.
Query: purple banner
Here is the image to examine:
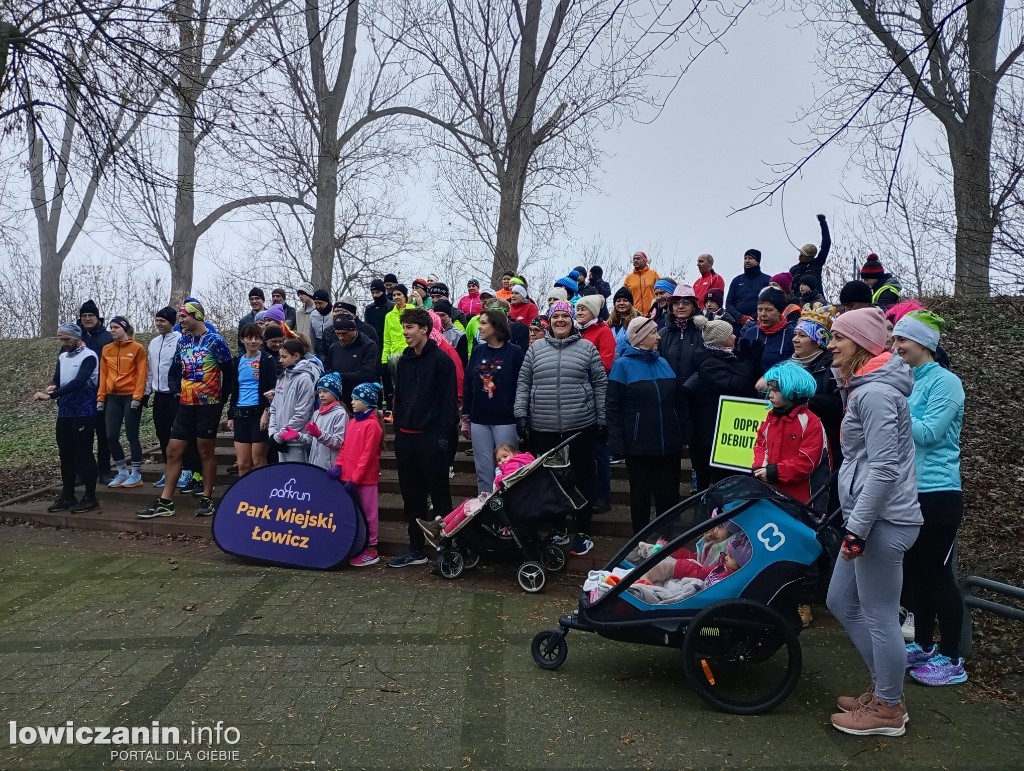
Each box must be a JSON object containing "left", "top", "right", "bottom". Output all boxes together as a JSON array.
[{"left": 212, "top": 463, "right": 363, "bottom": 569}]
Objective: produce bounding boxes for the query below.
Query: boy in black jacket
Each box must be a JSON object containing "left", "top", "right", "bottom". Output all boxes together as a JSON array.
[{"left": 389, "top": 308, "right": 458, "bottom": 568}]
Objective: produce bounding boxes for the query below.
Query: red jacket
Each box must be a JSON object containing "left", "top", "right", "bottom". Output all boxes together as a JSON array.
[
  {"left": 693, "top": 271, "right": 725, "bottom": 309},
  {"left": 509, "top": 301, "right": 539, "bottom": 327},
  {"left": 752, "top": 404, "right": 831, "bottom": 503},
  {"left": 580, "top": 321, "right": 616, "bottom": 373},
  {"left": 335, "top": 413, "right": 383, "bottom": 485}
]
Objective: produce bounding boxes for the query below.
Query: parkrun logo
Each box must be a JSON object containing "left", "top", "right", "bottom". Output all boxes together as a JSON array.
[{"left": 268, "top": 478, "right": 311, "bottom": 502}]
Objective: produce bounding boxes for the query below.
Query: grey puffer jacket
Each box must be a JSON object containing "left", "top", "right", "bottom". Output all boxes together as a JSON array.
[
  {"left": 268, "top": 358, "right": 319, "bottom": 446},
  {"left": 838, "top": 351, "right": 923, "bottom": 538},
  {"left": 514, "top": 331, "right": 607, "bottom": 432}
]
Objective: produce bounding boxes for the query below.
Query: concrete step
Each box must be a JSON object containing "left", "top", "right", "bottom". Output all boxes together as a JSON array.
[{"left": 0, "top": 498, "right": 623, "bottom": 573}]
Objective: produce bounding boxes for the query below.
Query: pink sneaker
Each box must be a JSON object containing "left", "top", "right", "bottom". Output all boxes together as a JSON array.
[{"left": 349, "top": 548, "right": 380, "bottom": 568}]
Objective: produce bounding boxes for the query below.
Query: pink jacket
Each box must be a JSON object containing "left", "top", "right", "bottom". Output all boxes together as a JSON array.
[
  {"left": 458, "top": 293, "right": 483, "bottom": 316},
  {"left": 493, "top": 452, "right": 535, "bottom": 489},
  {"left": 335, "top": 413, "right": 383, "bottom": 485}
]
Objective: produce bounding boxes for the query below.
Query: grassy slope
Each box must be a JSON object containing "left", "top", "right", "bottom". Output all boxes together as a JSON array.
[{"left": 0, "top": 337, "right": 157, "bottom": 483}]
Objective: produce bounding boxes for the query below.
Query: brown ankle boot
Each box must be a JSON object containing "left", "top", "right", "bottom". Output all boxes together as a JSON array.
[{"left": 831, "top": 696, "right": 908, "bottom": 736}]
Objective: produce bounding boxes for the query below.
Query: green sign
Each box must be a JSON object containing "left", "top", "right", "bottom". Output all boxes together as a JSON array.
[{"left": 710, "top": 396, "right": 769, "bottom": 472}]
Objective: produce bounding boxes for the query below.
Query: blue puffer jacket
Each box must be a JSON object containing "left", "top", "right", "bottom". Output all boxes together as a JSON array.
[
  {"left": 908, "top": 361, "right": 964, "bottom": 492},
  {"left": 606, "top": 345, "right": 683, "bottom": 457}
]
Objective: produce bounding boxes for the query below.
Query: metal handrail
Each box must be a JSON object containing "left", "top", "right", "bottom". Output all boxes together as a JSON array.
[{"left": 959, "top": 575, "right": 1024, "bottom": 658}]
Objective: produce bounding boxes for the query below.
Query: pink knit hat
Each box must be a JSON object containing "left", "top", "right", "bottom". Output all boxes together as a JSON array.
[{"left": 831, "top": 307, "right": 887, "bottom": 355}]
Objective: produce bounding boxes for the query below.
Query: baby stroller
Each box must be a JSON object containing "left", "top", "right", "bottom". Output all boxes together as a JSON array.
[
  {"left": 530, "top": 476, "right": 841, "bottom": 714},
  {"left": 427, "top": 435, "right": 587, "bottom": 593}
]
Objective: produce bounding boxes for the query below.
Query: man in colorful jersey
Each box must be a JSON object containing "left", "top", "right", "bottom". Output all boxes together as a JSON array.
[{"left": 138, "top": 301, "right": 233, "bottom": 518}]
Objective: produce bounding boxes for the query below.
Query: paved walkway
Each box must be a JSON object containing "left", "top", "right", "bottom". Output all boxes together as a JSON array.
[{"left": 1, "top": 526, "right": 1021, "bottom": 769}]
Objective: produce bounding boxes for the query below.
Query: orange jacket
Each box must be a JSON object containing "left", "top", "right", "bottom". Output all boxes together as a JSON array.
[
  {"left": 623, "top": 266, "right": 660, "bottom": 316},
  {"left": 98, "top": 339, "right": 148, "bottom": 401}
]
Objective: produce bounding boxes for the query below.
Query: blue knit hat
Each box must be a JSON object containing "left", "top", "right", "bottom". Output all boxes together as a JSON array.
[
  {"left": 351, "top": 381, "right": 382, "bottom": 410},
  {"left": 316, "top": 373, "right": 344, "bottom": 402},
  {"left": 555, "top": 276, "right": 578, "bottom": 294}
]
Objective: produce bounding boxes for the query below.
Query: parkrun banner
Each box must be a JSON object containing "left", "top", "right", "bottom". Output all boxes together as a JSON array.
[
  {"left": 710, "top": 396, "right": 769, "bottom": 472},
  {"left": 213, "top": 463, "right": 367, "bottom": 569}
]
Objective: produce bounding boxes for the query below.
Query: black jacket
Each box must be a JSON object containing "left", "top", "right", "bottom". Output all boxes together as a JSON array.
[
  {"left": 394, "top": 340, "right": 458, "bottom": 434},
  {"left": 320, "top": 319, "right": 379, "bottom": 366},
  {"left": 606, "top": 346, "right": 683, "bottom": 456},
  {"left": 798, "top": 291, "right": 829, "bottom": 308},
  {"left": 510, "top": 320, "right": 529, "bottom": 352},
  {"left": 804, "top": 350, "right": 844, "bottom": 466},
  {"left": 364, "top": 296, "right": 394, "bottom": 343},
  {"left": 789, "top": 217, "right": 831, "bottom": 285},
  {"left": 584, "top": 279, "right": 612, "bottom": 321},
  {"left": 228, "top": 351, "right": 278, "bottom": 418},
  {"left": 326, "top": 333, "right": 380, "bottom": 398},
  {"left": 683, "top": 347, "right": 756, "bottom": 449},
  {"left": 704, "top": 307, "right": 742, "bottom": 337},
  {"left": 279, "top": 303, "right": 298, "bottom": 330},
  {"left": 658, "top": 320, "right": 703, "bottom": 382},
  {"left": 80, "top": 320, "right": 113, "bottom": 357}
]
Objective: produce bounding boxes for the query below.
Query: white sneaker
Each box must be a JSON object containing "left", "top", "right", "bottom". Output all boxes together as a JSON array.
[{"left": 901, "top": 611, "right": 915, "bottom": 643}]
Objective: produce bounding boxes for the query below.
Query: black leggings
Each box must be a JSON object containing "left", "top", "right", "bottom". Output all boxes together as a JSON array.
[
  {"left": 105, "top": 395, "right": 142, "bottom": 465},
  {"left": 903, "top": 491, "right": 964, "bottom": 659},
  {"left": 57, "top": 416, "right": 97, "bottom": 499},
  {"left": 624, "top": 453, "right": 680, "bottom": 534}
]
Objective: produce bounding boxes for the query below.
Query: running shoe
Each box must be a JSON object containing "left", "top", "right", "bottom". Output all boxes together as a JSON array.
[
  {"left": 549, "top": 529, "right": 571, "bottom": 547},
  {"left": 137, "top": 499, "right": 175, "bottom": 518},
  {"left": 46, "top": 496, "right": 76, "bottom": 512},
  {"left": 906, "top": 642, "right": 937, "bottom": 669},
  {"left": 175, "top": 471, "right": 193, "bottom": 489},
  {"left": 122, "top": 471, "right": 143, "bottom": 488},
  {"left": 108, "top": 471, "right": 129, "bottom": 488},
  {"left": 70, "top": 497, "right": 100, "bottom": 513},
  {"left": 152, "top": 474, "right": 166, "bottom": 488},
  {"left": 388, "top": 549, "right": 428, "bottom": 568},
  {"left": 900, "top": 609, "right": 916, "bottom": 642},
  {"left": 349, "top": 549, "right": 381, "bottom": 568},
  {"left": 909, "top": 654, "right": 968, "bottom": 686},
  {"left": 569, "top": 534, "right": 593, "bottom": 556},
  {"left": 195, "top": 496, "right": 216, "bottom": 517}
]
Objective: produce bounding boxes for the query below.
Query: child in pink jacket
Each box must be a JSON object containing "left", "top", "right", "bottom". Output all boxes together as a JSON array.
[
  {"left": 329, "top": 382, "right": 384, "bottom": 567},
  {"left": 418, "top": 445, "right": 534, "bottom": 543}
]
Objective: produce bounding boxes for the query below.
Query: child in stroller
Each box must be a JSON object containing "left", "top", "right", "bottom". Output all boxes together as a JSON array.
[{"left": 418, "top": 444, "right": 534, "bottom": 544}]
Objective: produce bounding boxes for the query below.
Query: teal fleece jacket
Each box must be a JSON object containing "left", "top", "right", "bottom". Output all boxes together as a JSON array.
[{"left": 908, "top": 361, "right": 964, "bottom": 492}]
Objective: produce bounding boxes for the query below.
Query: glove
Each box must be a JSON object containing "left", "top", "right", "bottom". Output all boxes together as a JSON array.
[
  {"left": 596, "top": 424, "right": 607, "bottom": 441},
  {"left": 305, "top": 422, "right": 322, "bottom": 438},
  {"left": 279, "top": 427, "right": 300, "bottom": 442},
  {"left": 140, "top": 394, "right": 150, "bottom": 408},
  {"left": 327, "top": 465, "right": 343, "bottom": 481},
  {"left": 130, "top": 400, "right": 141, "bottom": 410},
  {"left": 96, "top": 401, "right": 105, "bottom": 412},
  {"left": 516, "top": 417, "right": 530, "bottom": 442},
  {"left": 816, "top": 213, "right": 827, "bottom": 223},
  {"left": 840, "top": 531, "right": 866, "bottom": 561},
  {"left": 460, "top": 416, "right": 471, "bottom": 440}
]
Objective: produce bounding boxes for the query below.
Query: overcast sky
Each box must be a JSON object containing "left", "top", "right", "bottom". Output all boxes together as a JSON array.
[{"left": 56, "top": 4, "right": 893, "bottom": 298}]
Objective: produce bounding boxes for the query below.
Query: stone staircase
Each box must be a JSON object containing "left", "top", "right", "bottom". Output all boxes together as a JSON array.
[{"left": 0, "top": 427, "right": 692, "bottom": 573}]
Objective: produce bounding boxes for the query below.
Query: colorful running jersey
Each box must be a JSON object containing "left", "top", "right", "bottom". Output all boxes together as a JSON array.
[{"left": 176, "top": 331, "right": 232, "bottom": 406}]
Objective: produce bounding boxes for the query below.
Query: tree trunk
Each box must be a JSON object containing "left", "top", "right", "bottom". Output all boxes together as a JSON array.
[
  {"left": 170, "top": 0, "right": 199, "bottom": 305},
  {"left": 492, "top": 171, "right": 525, "bottom": 287},
  {"left": 310, "top": 131, "right": 339, "bottom": 290},
  {"left": 37, "top": 224, "right": 61, "bottom": 337},
  {"left": 950, "top": 0, "right": 1002, "bottom": 298}
]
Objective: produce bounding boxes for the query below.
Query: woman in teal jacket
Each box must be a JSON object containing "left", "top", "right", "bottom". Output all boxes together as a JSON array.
[{"left": 892, "top": 310, "right": 967, "bottom": 688}]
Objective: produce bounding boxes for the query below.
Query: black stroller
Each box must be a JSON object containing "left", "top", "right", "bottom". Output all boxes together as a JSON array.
[
  {"left": 530, "top": 476, "right": 841, "bottom": 714},
  {"left": 422, "top": 436, "right": 587, "bottom": 593}
]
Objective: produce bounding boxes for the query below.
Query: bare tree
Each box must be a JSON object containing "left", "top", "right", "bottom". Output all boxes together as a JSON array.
[
  {"left": 839, "top": 146, "right": 955, "bottom": 296},
  {"left": 753, "top": 0, "right": 1024, "bottom": 298},
  {"left": 391, "top": 0, "right": 752, "bottom": 288}
]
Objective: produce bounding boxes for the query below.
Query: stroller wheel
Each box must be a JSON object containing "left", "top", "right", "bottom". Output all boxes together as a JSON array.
[
  {"left": 438, "top": 550, "right": 464, "bottom": 580},
  {"left": 462, "top": 547, "right": 481, "bottom": 570},
  {"left": 542, "top": 544, "right": 566, "bottom": 573},
  {"left": 516, "top": 561, "right": 546, "bottom": 593},
  {"left": 531, "top": 630, "right": 568, "bottom": 670},
  {"left": 681, "top": 599, "right": 802, "bottom": 715}
]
